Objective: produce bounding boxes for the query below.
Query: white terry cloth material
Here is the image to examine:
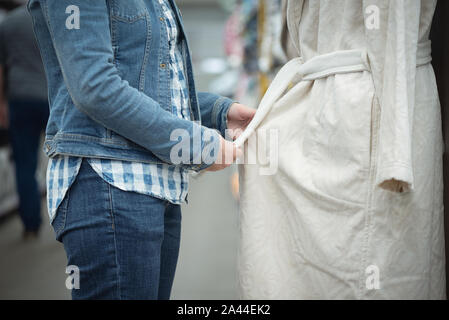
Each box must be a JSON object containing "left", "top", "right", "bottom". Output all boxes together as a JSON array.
[{"left": 237, "top": 0, "right": 445, "bottom": 299}]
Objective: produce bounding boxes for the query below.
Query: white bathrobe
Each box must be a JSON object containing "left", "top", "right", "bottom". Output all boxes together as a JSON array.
[{"left": 236, "top": 0, "right": 446, "bottom": 299}]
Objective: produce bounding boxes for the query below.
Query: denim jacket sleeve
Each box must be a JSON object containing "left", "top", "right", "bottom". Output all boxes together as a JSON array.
[
  {"left": 28, "top": 0, "right": 219, "bottom": 171},
  {"left": 197, "top": 92, "right": 235, "bottom": 139}
]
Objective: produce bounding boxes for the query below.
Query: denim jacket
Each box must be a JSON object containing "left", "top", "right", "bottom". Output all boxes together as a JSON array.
[{"left": 27, "top": 0, "right": 234, "bottom": 171}]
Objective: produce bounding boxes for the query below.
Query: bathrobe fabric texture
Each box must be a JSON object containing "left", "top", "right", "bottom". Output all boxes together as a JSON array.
[{"left": 237, "top": 0, "right": 446, "bottom": 299}]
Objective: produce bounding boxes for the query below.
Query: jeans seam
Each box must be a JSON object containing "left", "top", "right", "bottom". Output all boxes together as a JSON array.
[
  {"left": 108, "top": 183, "right": 122, "bottom": 299},
  {"left": 60, "top": 189, "right": 70, "bottom": 235},
  {"left": 53, "top": 183, "right": 70, "bottom": 238}
]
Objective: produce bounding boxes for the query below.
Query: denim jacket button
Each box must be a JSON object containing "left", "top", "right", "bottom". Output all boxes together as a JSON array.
[{"left": 160, "top": 63, "right": 166, "bottom": 68}]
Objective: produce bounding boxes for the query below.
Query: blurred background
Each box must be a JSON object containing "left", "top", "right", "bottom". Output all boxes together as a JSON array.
[{"left": 0, "top": 0, "right": 287, "bottom": 299}]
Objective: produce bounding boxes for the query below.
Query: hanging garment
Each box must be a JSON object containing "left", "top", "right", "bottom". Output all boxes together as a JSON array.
[
  {"left": 236, "top": 0, "right": 446, "bottom": 299},
  {"left": 431, "top": 0, "right": 449, "bottom": 291}
]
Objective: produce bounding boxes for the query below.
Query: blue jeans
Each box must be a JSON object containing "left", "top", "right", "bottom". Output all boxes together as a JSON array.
[
  {"left": 52, "top": 160, "right": 182, "bottom": 299},
  {"left": 9, "top": 99, "right": 49, "bottom": 232}
]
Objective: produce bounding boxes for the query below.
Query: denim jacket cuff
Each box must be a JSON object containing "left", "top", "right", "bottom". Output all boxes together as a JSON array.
[{"left": 211, "top": 96, "right": 235, "bottom": 137}]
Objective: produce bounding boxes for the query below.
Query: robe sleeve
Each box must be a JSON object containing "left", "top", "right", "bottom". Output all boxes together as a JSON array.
[{"left": 363, "top": 0, "right": 423, "bottom": 193}]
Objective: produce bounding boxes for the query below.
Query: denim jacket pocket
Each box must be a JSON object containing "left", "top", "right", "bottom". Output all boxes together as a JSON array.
[
  {"left": 109, "top": 0, "right": 148, "bottom": 23},
  {"left": 109, "top": 0, "right": 149, "bottom": 90}
]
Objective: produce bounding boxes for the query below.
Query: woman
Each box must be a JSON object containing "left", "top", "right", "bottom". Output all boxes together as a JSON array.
[
  {"left": 28, "top": 0, "right": 254, "bottom": 299},
  {"left": 237, "top": 0, "right": 445, "bottom": 299}
]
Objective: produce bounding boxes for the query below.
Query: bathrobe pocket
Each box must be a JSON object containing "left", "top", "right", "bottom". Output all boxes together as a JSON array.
[{"left": 301, "top": 71, "right": 375, "bottom": 204}]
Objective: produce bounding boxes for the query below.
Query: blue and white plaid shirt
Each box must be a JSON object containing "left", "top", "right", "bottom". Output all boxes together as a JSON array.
[{"left": 47, "top": 0, "right": 191, "bottom": 222}]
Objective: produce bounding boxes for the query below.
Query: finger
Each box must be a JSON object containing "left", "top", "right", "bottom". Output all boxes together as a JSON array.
[
  {"left": 231, "top": 128, "right": 244, "bottom": 140},
  {"left": 232, "top": 143, "right": 238, "bottom": 161},
  {"left": 241, "top": 106, "right": 256, "bottom": 119},
  {"left": 236, "top": 147, "right": 243, "bottom": 159}
]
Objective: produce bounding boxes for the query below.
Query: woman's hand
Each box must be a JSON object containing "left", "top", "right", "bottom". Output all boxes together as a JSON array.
[
  {"left": 226, "top": 103, "right": 256, "bottom": 140},
  {"left": 206, "top": 103, "right": 254, "bottom": 172},
  {"left": 205, "top": 135, "right": 242, "bottom": 172}
]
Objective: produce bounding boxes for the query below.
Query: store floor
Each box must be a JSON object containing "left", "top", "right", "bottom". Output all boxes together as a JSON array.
[{"left": 0, "top": 3, "right": 241, "bottom": 300}]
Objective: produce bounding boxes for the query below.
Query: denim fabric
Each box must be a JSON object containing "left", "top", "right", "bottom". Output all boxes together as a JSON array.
[
  {"left": 27, "top": 0, "right": 234, "bottom": 171},
  {"left": 52, "top": 159, "right": 182, "bottom": 299},
  {"left": 8, "top": 99, "right": 49, "bottom": 232}
]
